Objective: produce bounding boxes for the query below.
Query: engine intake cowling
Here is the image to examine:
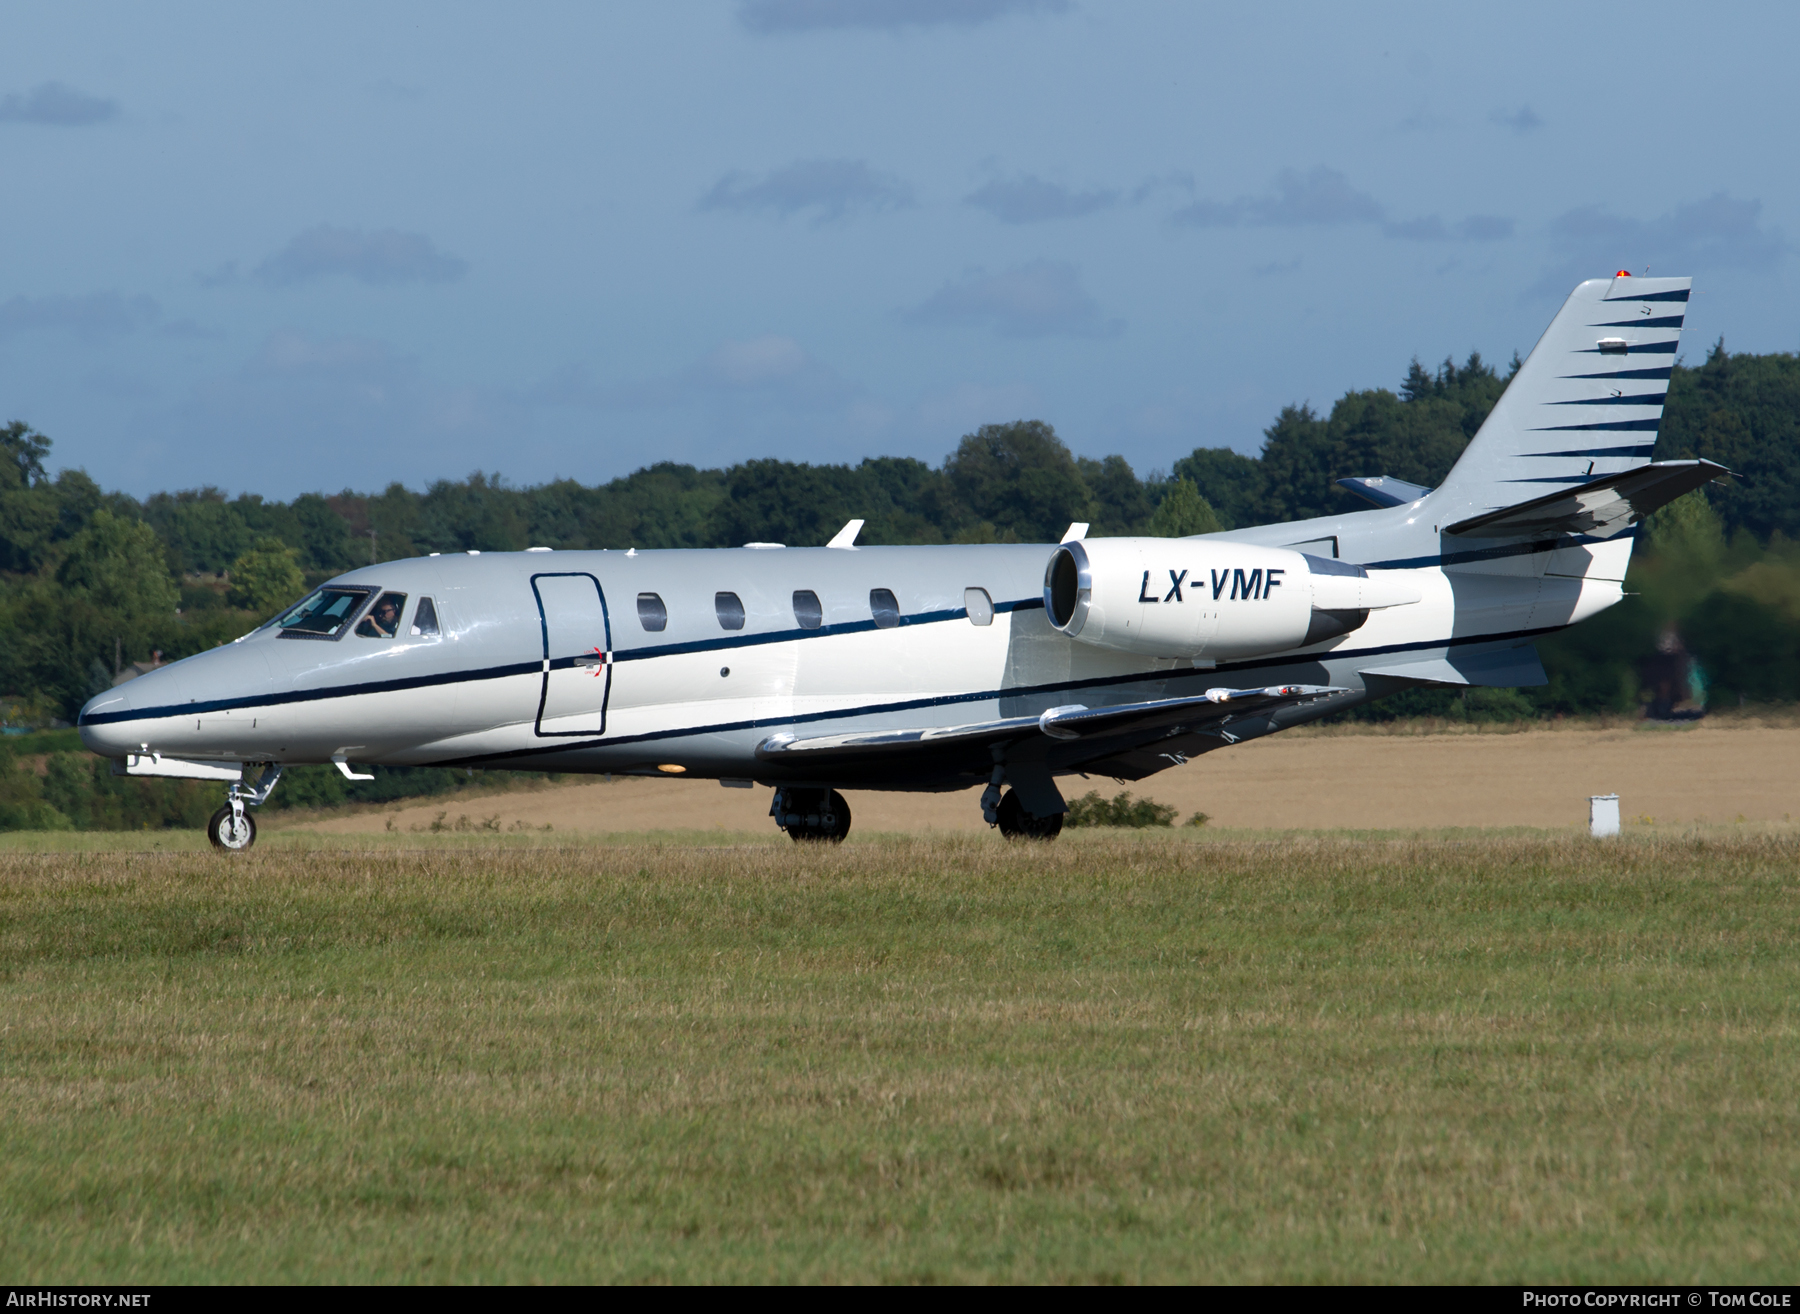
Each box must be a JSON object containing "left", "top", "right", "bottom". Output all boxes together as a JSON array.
[{"left": 1043, "top": 538, "right": 1418, "bottom": 660}]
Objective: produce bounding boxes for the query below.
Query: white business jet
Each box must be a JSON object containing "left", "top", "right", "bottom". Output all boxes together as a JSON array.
[{"left": 81, "top": 275, "right": 1726, "bottom": 848}]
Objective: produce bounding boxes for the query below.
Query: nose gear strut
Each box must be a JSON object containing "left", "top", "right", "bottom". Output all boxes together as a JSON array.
[{"left": 207, "top": 762, "right": 284, "bottom": 852}]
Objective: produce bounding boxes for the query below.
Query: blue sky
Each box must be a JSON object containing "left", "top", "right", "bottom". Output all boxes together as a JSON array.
[{"left": 3, "top": 0, "right": 1796, "bottom": 498}]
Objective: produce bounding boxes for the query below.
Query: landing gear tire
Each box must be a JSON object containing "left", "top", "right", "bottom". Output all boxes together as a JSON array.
[
  {"left": 996, "top": 789, "right": 1062, "bottom": 841},
  {"left": 776, "top": 788, "right": 852, "bottom": 843},
  {"left": 207, "top": 805, "right": 257, "bottom": 852}
]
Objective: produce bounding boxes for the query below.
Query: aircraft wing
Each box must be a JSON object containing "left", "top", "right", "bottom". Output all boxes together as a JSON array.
[
  {"left": 1444, "top": 459, "right": 1732, "bottom": 539},
  {"left": 755, "top": 683, "right": 1348, "bottom": 783}
]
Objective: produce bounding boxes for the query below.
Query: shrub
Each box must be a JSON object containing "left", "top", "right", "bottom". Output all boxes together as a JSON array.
[{"left": 1064, "top": 790, "right": 1178, "bottom": 828}]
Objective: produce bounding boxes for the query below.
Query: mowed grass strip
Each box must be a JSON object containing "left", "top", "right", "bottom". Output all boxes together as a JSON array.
[{"left": 0, "top": 834, "right": 1796, "bottom": 1283}]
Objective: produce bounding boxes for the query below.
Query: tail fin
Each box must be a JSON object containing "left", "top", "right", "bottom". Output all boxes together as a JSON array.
[{"left": 1432, "top": 274, "right": 1691, "bottom": 515}]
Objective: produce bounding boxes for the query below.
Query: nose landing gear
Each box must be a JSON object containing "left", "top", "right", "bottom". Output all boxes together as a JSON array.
[
  {"left": 207, "top": 804, "right": 257, "bottom": 851},
  {"left": 771, "top": 787, "right": 851, "bottom": 843},
  {"left": 207, "top": 763, "right": 283, "bottom": 852}
]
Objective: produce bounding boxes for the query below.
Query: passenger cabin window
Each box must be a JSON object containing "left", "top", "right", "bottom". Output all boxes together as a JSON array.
[
  {"left": 792, "top": 590, "right": 823, "bottom": 630},
  {"left": 870, "top": 588, "right": 900, "bottom": 629},
  {"left": 715, "top": 591, "right": 745, "bottom": 631},
  {"left": 964, "top": 587, "right": 994, "bottom": 626},
  {"left": 637, "top": 592, "right": 668, "bottom": 632},
  {"left": 356, "top": 592, "right": 408, "bottom": 639},
  {"left": 411, "top": 596, "right": 440, "bottom": 637},
  {"left": 276, "top": 587, "right": 374, "bottom": 640}
]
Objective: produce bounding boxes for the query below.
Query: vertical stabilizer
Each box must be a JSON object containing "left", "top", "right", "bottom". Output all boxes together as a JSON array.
[{"left": 1431, "top": 274, "right": 1691, "bottom": 517}]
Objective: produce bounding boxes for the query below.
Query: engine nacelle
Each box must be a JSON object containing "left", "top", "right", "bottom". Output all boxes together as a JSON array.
[{"left": 1043, "top": 537, "right": 1420, "bottom": 660}]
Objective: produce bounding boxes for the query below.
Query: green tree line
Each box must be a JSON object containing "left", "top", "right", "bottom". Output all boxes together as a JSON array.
[{"left": 4, "top": 341, "right": 1799, "bottom": 828}]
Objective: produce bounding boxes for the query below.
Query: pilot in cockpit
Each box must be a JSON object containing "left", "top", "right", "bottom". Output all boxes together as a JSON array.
[{"left": 356, "top": 593, "right": 405, "bottom": 639}]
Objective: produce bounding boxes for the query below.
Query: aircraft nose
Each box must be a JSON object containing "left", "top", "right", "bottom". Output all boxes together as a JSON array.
[
  {"left": 78, "top": 682, "right": 142, "bottom": 757},
  {"left": 78, "top": 643, "right": 277, "bottom": 758}
]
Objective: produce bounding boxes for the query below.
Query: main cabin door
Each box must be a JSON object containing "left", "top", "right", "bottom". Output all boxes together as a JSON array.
[{"left": 532, "top": 572, "right": 612, "bottom": 737}]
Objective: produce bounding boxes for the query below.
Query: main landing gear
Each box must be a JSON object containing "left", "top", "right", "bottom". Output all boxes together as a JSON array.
[
  {"left": 980, "top": 766, "right": 1063, "bottom": 840},
  {"left": 772, "top": 787, "right": 851, "bottom": 843},
  {"left": 995, "top": 789, "right": 1063, "bottom": 841},
  {"left": 208, "top": 763, "right": 283, "bottom": 852}
]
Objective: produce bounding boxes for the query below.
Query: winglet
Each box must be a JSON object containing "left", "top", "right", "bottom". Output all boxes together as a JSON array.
[
  {"left": 826, "top": 519, "right": 864, "bottom": 549},
  {"left": 1060, "top": 522, "right": 1089, "bottom": 543}
]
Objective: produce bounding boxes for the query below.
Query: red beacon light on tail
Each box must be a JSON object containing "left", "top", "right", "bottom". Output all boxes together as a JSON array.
[{"left": 1615, "top": 270, "right": 1632, "bottom": 277}]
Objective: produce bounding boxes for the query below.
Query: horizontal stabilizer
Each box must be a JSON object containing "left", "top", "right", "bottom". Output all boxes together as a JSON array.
[
  {"left": 1444, "top": 460, "right": 1732, "bottom": 539},
  {"left": 1360, "top": 645, "right": 1547, "bottom": 688},
  {"left": 1337, "top": 475, "right": 1433, "bottom": 508}
]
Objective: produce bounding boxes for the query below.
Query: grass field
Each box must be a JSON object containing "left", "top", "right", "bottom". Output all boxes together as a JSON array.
[{"left": 3, "top": 831, "right": 1798, "bottom": 1283}]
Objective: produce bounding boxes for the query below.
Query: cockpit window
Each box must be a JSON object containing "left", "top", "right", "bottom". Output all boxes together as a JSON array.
[
  {"left": 637, "top": 592, "right": 668, "bottom": 632},
  {"left": 276, "top": 587, "right": 374, "bottom": 640},
  {"left": 715, "top": 592, "right": 745, "bottom": 631},
  {"left": 411, "top": 596, "right": 440, "bottom": 637},
  {"left": 356, "top": 592, "right": 408, "bottom": 639}
]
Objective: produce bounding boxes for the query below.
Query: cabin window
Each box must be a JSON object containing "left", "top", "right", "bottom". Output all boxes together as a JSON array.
[
  {"left": 276, "top": 586, "right": 374, "bottom": 640},
  {"left": 637, "top": 592, "right": 668, "bottom": 632},
  {"left": 792, "top": 590, "right": 823, "bottom": 630},
  {"left": 715, "top": 591, "right": 745, "bottom": 631},
  {"left": 964, "top": 587, "right": 994, "bottom": 626},
  {"left": 870, "top": 588, "right": 900, "bottom": 629},
  {"left": 356, "top": 592, "right": 408, "bottom": 639},
  {"left": 410, "top": 596, "right": 440, "bottom": 637}
]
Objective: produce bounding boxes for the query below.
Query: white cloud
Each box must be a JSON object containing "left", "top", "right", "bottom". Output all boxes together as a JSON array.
[
  {"left": 964, "top": 174, "right": 1116, "bottom": 223},
  {"left": 1491, "top": 105, "right": 1542, "bottom": 133},
  {"left": 915, "top": 381, "right": 1041, "bottom": 433},
  {"left": 0, "top": 292, "right": 159, "bottom": 340},
  {"left": 1173, "top": 166, "right": 1384, "bottom": 228},
  {"left": 698, "top": 159, "right": 913, "bottom": 224},
  {"left": 0, "top": 82, "right": 117, "bottom": 126},
  {"left": 905, "top": 260, "right": 1120, "bottom": 338},
  {"left": 254, "top": 225, "right": 468, "bottom": 286},
  {"left": 1536, "top": 192, "right": 1788, "bottom": 293},
  {"left": 703, "top": 336, "right": 810, "bottom": 387}
]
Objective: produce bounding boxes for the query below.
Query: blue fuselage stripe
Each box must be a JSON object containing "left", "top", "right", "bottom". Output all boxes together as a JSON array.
[{"left": 79, "top": 598, "right": 1047, "bottom": 727}]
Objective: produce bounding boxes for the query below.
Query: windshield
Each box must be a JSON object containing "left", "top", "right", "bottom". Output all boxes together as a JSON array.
[{"left": 276, "top": 587, "right": 374, "bottom": 640}]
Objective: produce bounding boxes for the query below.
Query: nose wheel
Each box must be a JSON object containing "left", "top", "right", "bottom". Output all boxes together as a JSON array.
[
  {"left": 772, "top": 788, "right": 851, "bottom": 843},
  {"left": 207, "top": 804, "right": 257, "bottom": 851},
  {"left": 206, "top": 762, "right": 283, "bottom": 853}
]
